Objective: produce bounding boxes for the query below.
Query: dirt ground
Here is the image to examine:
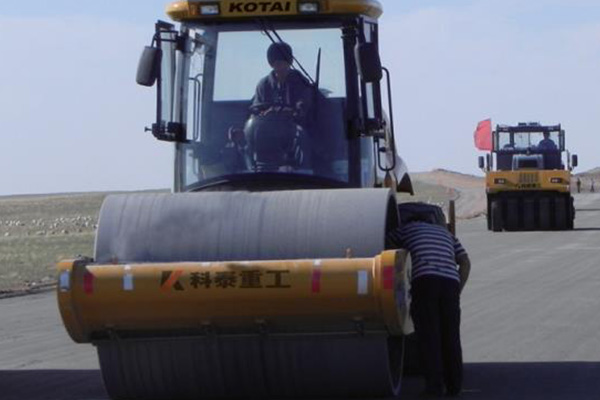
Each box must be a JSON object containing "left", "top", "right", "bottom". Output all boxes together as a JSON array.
[
  {"left": 0, "top": 194, "right": 105, "bottom": 293},
  {"left": 575, "top": 168, "right": 600, "bottom": 193},
  {"left": 406, "top": 169, "right": 486, "bottom": 219},
  {"left": 0, "top": 175, "right": 487, "bottom": 292},
  {"left": 2, "top": 167, "right": 594, "bottom": 293}
]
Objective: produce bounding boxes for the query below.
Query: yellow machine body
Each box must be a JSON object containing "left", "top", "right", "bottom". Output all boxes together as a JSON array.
[
  {"left": 54, "top": 0, "right": 420, "bottom": 395},
  {"left": 486, "top": 169, "right": 571, "bottom": 194},
  {"left": 166, "top": 0, "right": 383, "bottom": 21},
  {"left": 58, "top": 250, "right": 411, "bottom": 344}
]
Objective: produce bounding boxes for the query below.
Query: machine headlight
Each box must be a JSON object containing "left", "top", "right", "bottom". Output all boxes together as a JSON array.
[
  {"left": 298, "top": 2, "right": 320, "bottom": 13},
  {"left": 494, "top": 178, "right": 507, "bottom": 184},
  {"left": 550, "top": 177, "right": 562, "bottom": 184},
  {"left": 199, "top": 4, "right": 220, "bottom": 15}
]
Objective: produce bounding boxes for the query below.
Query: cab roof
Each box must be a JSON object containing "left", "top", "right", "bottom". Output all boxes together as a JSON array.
[
  {"left": 497, "top": 123, "right": 562, "bottom": 134},
  {"left": 166, "top": 0, "right": 383, "bottom": 22}
]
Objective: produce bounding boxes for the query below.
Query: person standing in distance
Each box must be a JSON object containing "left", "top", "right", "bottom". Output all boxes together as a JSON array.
[{"left": 387, "top": 215, "right": 471, "bottom": 397}]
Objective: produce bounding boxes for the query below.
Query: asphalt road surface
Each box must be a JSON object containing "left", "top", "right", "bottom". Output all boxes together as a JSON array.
[{"left": 1, "top": 193, "right": 599, "bottom": 400}]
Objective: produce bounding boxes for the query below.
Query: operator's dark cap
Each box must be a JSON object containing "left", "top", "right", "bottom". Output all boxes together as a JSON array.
[{"left": 267, "top": 42, "right": 293, "bottom": 66}]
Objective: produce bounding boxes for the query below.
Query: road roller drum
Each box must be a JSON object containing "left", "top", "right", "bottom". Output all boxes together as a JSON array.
[{"left": 57, "top": 190, "right": 413, "bottom": 398}]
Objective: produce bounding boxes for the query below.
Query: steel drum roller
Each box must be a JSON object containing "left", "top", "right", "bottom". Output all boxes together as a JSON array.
[
  {"left": 93, "top": 189, "right": 399, "bottom": 264},
  {"left": 57, "top": 189, "right": 412, "bottom": 399}
]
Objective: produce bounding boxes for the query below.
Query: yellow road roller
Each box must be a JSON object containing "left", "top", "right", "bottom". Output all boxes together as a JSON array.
[
  {"left": 478, "top": 122, "right": 578, "bottom": 231},
  {"left": 57, "top": 1, "right": 417, "bottom": 398}
]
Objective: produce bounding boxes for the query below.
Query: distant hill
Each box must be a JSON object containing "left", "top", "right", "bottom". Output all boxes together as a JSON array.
[
  {"left": 577, "top": 167, "right": 600, "bottom": 178},
  {"left": 402, "top": 169, "right": 486, "bottom": 219},
  {"left": 430, "top": 168, "right": 485, "bottom": 180},
  {"left": 412, "top": 169, "right": 484, "bottom": 189}
]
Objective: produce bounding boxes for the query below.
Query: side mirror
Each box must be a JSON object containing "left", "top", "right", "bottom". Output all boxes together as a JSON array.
[
  {"left": 572, "top": 154, "right": 578, "bottom": 168},
  {"left": 136, "top": 46, "right": 162, "bottom": 87},
  {"left": 478, "top": 156, "right": 485, "bottom": 170},
  {"left": 354, "top": 43, "right": 382, "bottom": 83}
]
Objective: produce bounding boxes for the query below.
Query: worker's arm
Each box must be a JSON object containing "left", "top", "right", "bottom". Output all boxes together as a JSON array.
[{"left": 456, "top": 253, "right": 471, "bottom": 294}]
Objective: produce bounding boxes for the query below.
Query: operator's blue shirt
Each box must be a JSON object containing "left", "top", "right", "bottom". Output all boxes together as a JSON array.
[
  {"left": 251, "top": 70, "right": 312, "bottom": 113},
  {"left": 538, "top": 138, "right": 557, "bottom": 150}
]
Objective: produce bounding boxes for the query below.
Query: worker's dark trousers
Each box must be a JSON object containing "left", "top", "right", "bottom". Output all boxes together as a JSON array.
[{"left": 410, "top": 276, "right": 463, "bottom": 395}]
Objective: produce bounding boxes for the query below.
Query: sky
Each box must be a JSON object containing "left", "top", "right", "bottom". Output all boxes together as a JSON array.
[{"left": 0, "top": 0, "right": 599, "bottom": 195}]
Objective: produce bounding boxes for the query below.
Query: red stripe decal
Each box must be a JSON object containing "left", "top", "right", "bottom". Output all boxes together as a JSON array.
[
  {"left": 83, "top": 271, "right": 94, "bottom": 294},
  {"left": 311, "top": 269, "right": 321, "bottom": 293},
  {"left": 382, "top": 266, "right": 394, "bottom": 290}
]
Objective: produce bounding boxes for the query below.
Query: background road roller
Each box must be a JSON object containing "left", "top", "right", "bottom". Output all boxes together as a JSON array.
[
  {"left": 477, "top": 122, "right": 578, "bottom": 231},
  {"left": 57, "top": 1, "right": 421, "bottom": 398}
]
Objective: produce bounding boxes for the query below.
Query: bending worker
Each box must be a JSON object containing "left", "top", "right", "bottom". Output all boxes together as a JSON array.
[
  {"left": 388, "top": 215, "right": 471, "bottom": 397},
  {"left": 251, "top": 41, "right": 313, "bottom": 127}
]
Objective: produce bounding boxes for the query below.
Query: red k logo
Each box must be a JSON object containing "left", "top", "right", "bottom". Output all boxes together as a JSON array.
[{"left": 161, "top": 270, "right": 184, "bottom": 292}]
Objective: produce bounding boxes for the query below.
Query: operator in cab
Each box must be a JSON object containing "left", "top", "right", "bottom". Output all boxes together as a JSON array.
[
  {"left": 537, "top": 131, "right": 557, "bottom": 150},
  {"left": 250, "top": 42, "right": 313, "bottom": 128}
]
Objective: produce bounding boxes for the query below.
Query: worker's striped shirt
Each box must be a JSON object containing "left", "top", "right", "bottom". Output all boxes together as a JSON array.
[{"left": 387, "top": 222, "right": 466, "bottom": 283}]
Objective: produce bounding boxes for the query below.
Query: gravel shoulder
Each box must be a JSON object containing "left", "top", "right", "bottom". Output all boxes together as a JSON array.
[{"left": 0, "top": 191, "right": 164, "bottom": 293}]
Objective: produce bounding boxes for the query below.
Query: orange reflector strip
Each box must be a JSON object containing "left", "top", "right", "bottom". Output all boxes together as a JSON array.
[
  {"left": 83, "top": 271, "right": 94, "bottom": 295},
  {"left": 311, "top": 269, "right": 321, "bottom": 293},
  {"left": 382, "top": 266, "right": 394, "bottom": 290}
]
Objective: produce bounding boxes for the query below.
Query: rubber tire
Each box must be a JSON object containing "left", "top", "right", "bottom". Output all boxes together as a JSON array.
[
  {"left": 567, "top": 196, "right": 575, "bottom": 230},
  {"left": 554, "top": 196, "right": 567, "bottom": 230},
  {"left": 491, "top": 200, "right": 503, "bottom": 232},
  {"left": 523, "top": 198, "right": 536, "bottom": 230},
  {"left": 506, "top": 198, "right": 520, "bottom": 231},
  {"left": 539, "top": 197, "right": 551, "bottom": 230}
]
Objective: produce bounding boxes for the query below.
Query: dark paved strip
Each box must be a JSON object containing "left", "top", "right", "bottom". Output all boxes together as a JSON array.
[{"left": 0, "top": 370, "right": 106, "bottom": 400}]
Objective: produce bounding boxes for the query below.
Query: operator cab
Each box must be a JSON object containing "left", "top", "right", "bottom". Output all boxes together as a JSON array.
[
  {"left": 136, "top": 0, "right": 409, "bottom": 193},
  {"left": 493, "top": 123, "right": 565, "bottom": 171}
]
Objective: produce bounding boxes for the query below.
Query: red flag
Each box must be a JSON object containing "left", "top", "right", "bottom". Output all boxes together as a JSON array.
[{"left": 474, "top": 119, "right": 492, "bottom": 151}]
